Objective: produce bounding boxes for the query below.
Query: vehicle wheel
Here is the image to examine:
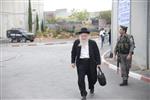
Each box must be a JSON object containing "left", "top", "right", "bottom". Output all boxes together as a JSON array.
[
  {"left": 17, "top": 39, "right": 21, "bottom": 42},
  {"left": 21, "top": 37, "right": 27, "bottom": 43},
  {"left": 10, "top": 38, "right": 14, "bottom": 43},
  {"left": 8, "top": 38, "right": 12, "bottom": 43},
  {"left": 30, "top": 39, "right": 34, "bottom": 42}
]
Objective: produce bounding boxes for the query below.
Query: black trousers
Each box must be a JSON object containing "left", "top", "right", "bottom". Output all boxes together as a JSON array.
[
  {"left": 101, "top": 35, "right": 104, "bottom": 48},
  {"left": 77, "top": 58, "right": 94, "bottom": 96}
]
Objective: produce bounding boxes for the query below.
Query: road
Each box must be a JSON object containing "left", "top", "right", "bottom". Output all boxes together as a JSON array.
[{"left": 0, "top": 39, "right": 150, "bottom": 100}]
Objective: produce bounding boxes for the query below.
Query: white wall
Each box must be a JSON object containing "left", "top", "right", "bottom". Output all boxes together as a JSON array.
[
  {"left": 111, "top": 0, "right": 119, "bottom": 51},
  {"left": 0, "top": 0, "right": 44, "bottom": 38},
  {"left": 131, "top": 0, "right": 148, "bottom": 68},
  {"left": 1, "top": 0, "right": 27, "bottom": 38}
]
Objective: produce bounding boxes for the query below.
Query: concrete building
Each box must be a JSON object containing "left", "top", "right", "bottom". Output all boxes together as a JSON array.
[
  {"left": 0, "top": 0, "right": 44, "bottom": 39},
  {"left": 55, "top": 9, "right": 70, "bottom": 18},
  {"left": 44, "top": 11, "right": 55, "bottom": 20},
  {"left": 111, "top": 0, "right": 150, "bottom": 69},
  {"left": 44, "top": 9, "right": 70, "bottom": 19}
]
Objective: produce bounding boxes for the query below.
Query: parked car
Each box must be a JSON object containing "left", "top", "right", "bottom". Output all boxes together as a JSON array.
[{"left": 7, "top": 28, "right": 35, "bottom": 43}]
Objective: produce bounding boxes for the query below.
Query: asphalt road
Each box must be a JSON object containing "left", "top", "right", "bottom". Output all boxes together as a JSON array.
[{"left": 0, "top": 40, "right": 150, "bottom": 100}]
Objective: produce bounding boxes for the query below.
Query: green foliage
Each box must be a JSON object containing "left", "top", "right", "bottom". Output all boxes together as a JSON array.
[
  {"left": 47, "top": 17, "right": 57, "bottom": 24},
  {"left": 55, "top": 27, "right": 62, "bottom": 34},
  {"left": 28, "top": 0, "right": 32, "bottom": 32},
  {"left": 98, "top": 10, "right": 111, "bottom": 24},
  {"left": 41, "top": 20, "right": 44, "bottom": 32},
  {"left": 69, "top": 9, "right": 89, "bottom": 21},
  {"left": 36, "top": 13, "right": 39, "bottom": 32}
]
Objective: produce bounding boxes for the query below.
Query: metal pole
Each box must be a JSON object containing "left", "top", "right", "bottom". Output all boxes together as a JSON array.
[
  {"left": 147, "top": 0, "right": 150, "bottom": 69},
  {"left": 109, "top": 0, "right": 114, "bottom": 58}
]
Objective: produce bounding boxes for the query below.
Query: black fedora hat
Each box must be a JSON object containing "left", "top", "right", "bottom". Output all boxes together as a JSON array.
[{"left": 77, "top": 27, "right": 90, "bottom": 34}]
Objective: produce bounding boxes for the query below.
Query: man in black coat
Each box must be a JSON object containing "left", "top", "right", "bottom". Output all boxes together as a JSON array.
[{"left": 71, "top": 28, "right": 101, "bottom": 100}]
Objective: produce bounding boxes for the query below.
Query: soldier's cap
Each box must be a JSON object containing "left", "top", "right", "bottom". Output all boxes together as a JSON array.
[{"left": 120, "top": 25, "right": 128, "bottom": 32}]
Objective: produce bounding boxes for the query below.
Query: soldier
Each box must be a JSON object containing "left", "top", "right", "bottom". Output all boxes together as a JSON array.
[{"left": 114, "top": 25, "right": 135, "bottom": 86}]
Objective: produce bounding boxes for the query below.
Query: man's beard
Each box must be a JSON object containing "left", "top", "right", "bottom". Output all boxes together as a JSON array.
[{"left": 79, "top": 35, "right": 90, "bottom": 47}]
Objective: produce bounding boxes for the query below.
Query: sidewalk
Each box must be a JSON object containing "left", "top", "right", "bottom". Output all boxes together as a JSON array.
[
  {"left": 0, "top": 38, "right": 75, "bottom": 47},
  {"left": 0, "top": 36, "right": 99, "bottom": 47},
  {"left": 0, "top": 38, "right": 9, "bottom": 44},
  {"left": 102, "top": 50, "right": 150, "bottom": 84}
]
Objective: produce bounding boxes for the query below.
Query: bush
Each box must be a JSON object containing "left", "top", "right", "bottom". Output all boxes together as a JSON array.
[
  {"left": 90, "top": 32, "right": 99, "bottom": 36},
  {"left": 36, "top": 31, "right": 43, "bottom": 37},
  {"left": 35, "top": 27, "right": 99, "bottom": 39},
  {"left": 56, "top": 32, "right": 71, "bottom": 39}
]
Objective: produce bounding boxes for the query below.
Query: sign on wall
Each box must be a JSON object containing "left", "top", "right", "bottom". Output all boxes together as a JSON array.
[{"left": 118, "top": 0, "right": 130, "bottom": 27}]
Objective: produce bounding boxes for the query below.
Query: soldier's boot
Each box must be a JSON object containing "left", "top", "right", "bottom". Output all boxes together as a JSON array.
[{"left": 120, "top": 80, "right": 128, "bottom": 86}]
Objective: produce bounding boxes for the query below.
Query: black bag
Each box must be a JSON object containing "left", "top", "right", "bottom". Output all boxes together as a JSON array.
[{"left": 97, "top": 67, "right": 106, "bottom": 86}]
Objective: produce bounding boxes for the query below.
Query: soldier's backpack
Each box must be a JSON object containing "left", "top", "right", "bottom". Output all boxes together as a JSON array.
[
  {"left": 127, "top": 34, "right": 136, "bottom": 54},
  {"left": 128, "top": 34, "right": 135, "bottom": 48}
]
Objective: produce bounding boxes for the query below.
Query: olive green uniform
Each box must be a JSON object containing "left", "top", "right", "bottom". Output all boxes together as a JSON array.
[{"left": 115, "top": 34, "right": 135, "bottom": 81}]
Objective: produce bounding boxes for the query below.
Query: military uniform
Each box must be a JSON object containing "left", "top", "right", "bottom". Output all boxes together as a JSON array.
[{"left": 114, "top": 34, "right": 135, "bottom": 85}]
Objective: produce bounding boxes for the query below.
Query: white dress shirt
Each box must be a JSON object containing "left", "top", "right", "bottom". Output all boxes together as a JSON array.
[
  {"left": 99, "top": 30, "right": 105, "bottom": 36},
  {"left": 80, "top": 43, "right": 89, "bottom": 58}
]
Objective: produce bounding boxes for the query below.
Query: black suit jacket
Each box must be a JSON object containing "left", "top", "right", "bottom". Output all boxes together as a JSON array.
[
  {"left": 71, "top": 39, "right": 101, "bottom": 84},
  {"left": 71, "top": 39, "right": 101, "bottom": 66}
]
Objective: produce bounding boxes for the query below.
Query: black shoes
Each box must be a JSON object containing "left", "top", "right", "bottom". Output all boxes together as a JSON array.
[
  {"left": 81, "top": 96, "right": 86, "bottom": 100},
  {"left": 90, "top": 88, "right": 94, "bottom": 94},
  {"left": 81, "top": 91, "right": 87, "bottom": 100},
  {"left": 81, "top": 88, "right": 94, "bottom": 100},
  {"left": 120, "top": 80, "right": 128, "bottom": 86}
]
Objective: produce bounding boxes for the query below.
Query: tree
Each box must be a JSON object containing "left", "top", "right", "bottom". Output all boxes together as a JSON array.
[
  {"left": 35, "top": 13, "right": 39, "bottom": 32},
  {"left": 47, "top": 17, "right": 57, "bottom": 24},
  {"left": 41, "top": 20, "right": 44, "bottom": 32},
  {"left": 69, "top": 9, "right": 89, "bottom": 22},
  {"left": 98, "top": 10, "right": 111, "bottom": 24},
  {"left": 28, "top": 0, "right": 32, "bottom": 32}
]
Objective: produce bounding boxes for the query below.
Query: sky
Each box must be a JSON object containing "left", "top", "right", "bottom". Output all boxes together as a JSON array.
[{"left": 44, "top": 0, "right": 112, "bottom": 12}]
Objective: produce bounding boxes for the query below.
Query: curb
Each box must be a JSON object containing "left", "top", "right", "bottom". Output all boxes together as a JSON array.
[
  {"left": 7, "top": 41, "right": 73, "bottom": 47},
  {"left": 102, "top": 49, "right": 150, "bottom": 84},
  {"left": 2, "top": 38, "right": 98, "bottom": 48}
]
